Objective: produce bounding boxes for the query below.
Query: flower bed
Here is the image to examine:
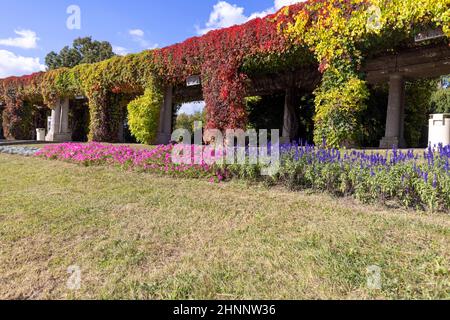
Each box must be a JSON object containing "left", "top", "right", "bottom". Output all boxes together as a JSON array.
[
  {"left": 35, "top": 143, "right": 226, "bottom": 182},
  {"left": 272, "top": 143, "right": 450, "bottom": 212},
  {"left": 36, "top": 142, "right": 450, "bottom": 212}
]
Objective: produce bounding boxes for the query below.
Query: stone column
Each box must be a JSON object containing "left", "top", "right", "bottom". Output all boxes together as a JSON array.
[
  {"left": 380, "top": 73, "right": 406, "bottom": 148},
  {"left": 281, "top": 88, "right": 299, "bottom": 144},
  {"left": 45, "top": 97, "right": 72, "bottom": 142},
  {"left": 60, "top": 98, "right": 70, "bottom": 134},
  {"left": 45, "top": 98, "right": 61, "bottom": 142},
  {"left": 157, "top": 86, "right": 173, "bottom": 145}
]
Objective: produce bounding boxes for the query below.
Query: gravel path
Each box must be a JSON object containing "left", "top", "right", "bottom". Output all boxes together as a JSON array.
[{"left": 0, "top": 146, "right": 41, "bottom": 157}]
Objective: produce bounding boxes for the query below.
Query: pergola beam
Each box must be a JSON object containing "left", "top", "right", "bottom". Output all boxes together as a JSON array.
[
  {"left": 364, "top": 43, "right": 450, "bottom": 84},
  {"left": 173, "top": 65, "right": 321, "bottom": 103}
]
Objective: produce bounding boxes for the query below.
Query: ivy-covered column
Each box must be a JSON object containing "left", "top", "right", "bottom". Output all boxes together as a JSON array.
[
  {"left": 0, "top": 104, "right": 4, "bottom": 139},
  {"left": 313, "top": 68, "right": 369, "bottom": 147},
  {"left": 88, "top": 90, "right": 122, "bottom": 142},
  {"left": 202, "top": 65, "right": 248, "bottom": 134},
  {"left": 127, "top": 79, "right": 164, "bottom": 145},
  {"left": 2, "top": 91, "right": 32, "bottom": 140}
]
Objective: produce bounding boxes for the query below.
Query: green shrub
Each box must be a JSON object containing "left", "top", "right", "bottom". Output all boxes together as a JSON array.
[
  {"left": 127, "top": 85, "right": 162, "bottom": 145},
  {"left": 404, "top": 80, "right": 436, "bottom": 147},
  {"left": 430, "top": 89, "right": 450, "bottom": 114}
]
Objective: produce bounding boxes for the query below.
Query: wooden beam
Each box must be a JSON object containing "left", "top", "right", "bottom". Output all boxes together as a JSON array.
[
  {"left": 173, "top": 65, "right": 321, "bottom": 102},
  {"left": 364, "top": 43, "right": 450, "bottom": 84}
]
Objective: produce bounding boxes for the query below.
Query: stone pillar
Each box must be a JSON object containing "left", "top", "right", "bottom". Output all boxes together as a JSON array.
[
  {"left": 380, "top": 73, "right": 406, "bottom": 148},
  {"left": 60, "top": 98, "right": 70, "bottom": 134},
  {"left": 45, "top": 97, "right": 72, "bottom": 142},
  {"left": 157, "top": 86, "right": 173, "bottom": 145},
  {"left": 281, "top": 88, "right": 299, "bottom": 144},
  {"left": 45, "top": 100, "right": 61, "bottom": 142}
]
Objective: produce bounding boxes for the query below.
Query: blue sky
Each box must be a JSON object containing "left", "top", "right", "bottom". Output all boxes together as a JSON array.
[{"left": 0, "top": 0, "right": 302, "bottom": 113}]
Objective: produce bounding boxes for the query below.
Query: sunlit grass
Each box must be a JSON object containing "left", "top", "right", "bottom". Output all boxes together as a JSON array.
[{"left": 0, "top": 153, "right": 448, "bottom": 299}]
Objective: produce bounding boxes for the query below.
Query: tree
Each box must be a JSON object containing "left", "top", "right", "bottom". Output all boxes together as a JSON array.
[
  {"left": 175, "top": 111, "right": 205, "bottom": 133},
  {"left": 430, "top": 88, "right": 450, "bottom": 114},
  {"left": 45, "top": 37, "right": 115, "bottom": 70}
]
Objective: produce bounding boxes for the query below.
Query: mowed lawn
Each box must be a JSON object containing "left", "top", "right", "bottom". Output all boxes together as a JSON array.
[{"left": 0, "top": 154, "right": 449, "bottom": 300}]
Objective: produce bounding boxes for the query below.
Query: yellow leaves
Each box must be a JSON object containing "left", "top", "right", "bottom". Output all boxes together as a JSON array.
[
  {"left": 438, "top": 2, "right": 450, "bottom": 37},
  {"left": 379, "top": 0, "right": 449, "bottom": 31},
  {"left": 313, "top": 73, "right": 369, "bottom": 146},
  {"left": 287, "top": 0, "right": 449, "bottom": 65},
  {"left": 281, "top": 6, "right": 290, "bottom": 17},
  {"left": 127, "top": 82, "right": 163, "bottom": 145},
  {"left": 285, "top": 0, "right": 449, "bottom": 145},
  {"left": 316, "top": 77, "right": 368, "bottom": 116},
  {"left": 287, "top": 10, "right": 310, "bottom": 40}
]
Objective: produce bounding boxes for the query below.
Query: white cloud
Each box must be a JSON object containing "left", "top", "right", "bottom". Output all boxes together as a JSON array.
[
  {"left": 274, "top": 0, "right": 303, "bottom": 10},
  {"left": 128, "top": 29, "right": 159, "bottom": 50},
  {"left": 197, "top": 0, "right": 305, "bottom": 35},
  {"left": 147, "top": 43, "right": 159, "bottom": 50},
  {"left": 113, "top": 46, "right": 129, "bottom": 56},
  {"left": 0, "top": 29, "right": 39, "bottom": 49},
  {"left": 196, "top": 1, "right": 247, "bottom": 35},
  {"left": 247, "top": 9, "right": 274, "bottom": 20},
  {"left": 129, "top": 29, "right": 145, "bottom": 37},
  {"left": 0, "top": 49, "right": 46, "bottom": 78}
]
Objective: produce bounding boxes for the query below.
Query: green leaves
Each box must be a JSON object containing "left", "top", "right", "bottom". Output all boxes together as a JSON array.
[
  {"left": 430, "top": 88, "right": 450, "bottom": 114},
  {"left": 314, "top": 74, "right": 369, "bottom": 147},
  {"left": 127, "top": 85, "right": 163, "bottom": 145},
  {"left": 45, "top": 37, "right": 116, "bottom": 70}
]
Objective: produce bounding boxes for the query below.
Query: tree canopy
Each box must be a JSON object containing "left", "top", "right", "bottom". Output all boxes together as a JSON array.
[{"left": 45, "top": 37, "right": 116, "bottom": 70}]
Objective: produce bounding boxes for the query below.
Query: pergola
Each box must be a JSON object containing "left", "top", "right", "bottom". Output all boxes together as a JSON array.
[
  {"left": 2, "top": 42, "right": 448, "bottom": 148},
  {"left": 165, "top": 42, "right": 450, "bottom": 147},
  {"left": 0, "top": 1, "right": 448, "bottom": 148},
  {"left": 365, "top": 43, "right": 450, "bottom": 147}
]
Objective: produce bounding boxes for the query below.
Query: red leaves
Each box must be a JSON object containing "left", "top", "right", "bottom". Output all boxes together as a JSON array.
[
  {"left": 0, "top": 3, "right": 307, "bottom": 134},
  {"left": 319, "top": 58, "right": 330, "bottom": 73},
  {"left": 111, "top": 86, "right": 121, "bottom": 94},
  {"left": 0, "top": 72, "right": 44, "bottom": 96},
  {"left": 148, "top": 4, "right": 306, "bottom": 131},
  {"left": 220, "top": 87, "right": 229, "bottom": 100}
]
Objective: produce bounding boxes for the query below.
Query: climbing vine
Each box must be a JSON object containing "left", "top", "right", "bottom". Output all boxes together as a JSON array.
[
  {"left": 285, "top": 0, "right": 449, "bottom": 146},
  {"left": 2, "top": 94, "right": 33, "bottom": 140},
  {"left": 127, "top": 83, "right": 163, "bottom": 145},
  {"left": 0, "top": 0, "right": 448, "bottom": 146}
]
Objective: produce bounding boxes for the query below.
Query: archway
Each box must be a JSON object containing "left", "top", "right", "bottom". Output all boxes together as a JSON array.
[
  {"left": 31, "top": 104, "right": 49, "bottom": 140},
  {"left": 175, "top": 101, "right": 206, "bottom": 138},
  {"left": 69, "top": 97, "right": 90, "bottom": 142}
]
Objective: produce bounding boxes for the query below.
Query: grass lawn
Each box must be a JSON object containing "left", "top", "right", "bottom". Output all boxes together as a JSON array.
[{"left": 0, "top": 153, "right": 448, "bottom": 300}]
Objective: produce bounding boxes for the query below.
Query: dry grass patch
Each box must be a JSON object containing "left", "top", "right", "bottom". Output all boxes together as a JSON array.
[{"left": 0, "top": 154, "right": 448, "bottom": 300}]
